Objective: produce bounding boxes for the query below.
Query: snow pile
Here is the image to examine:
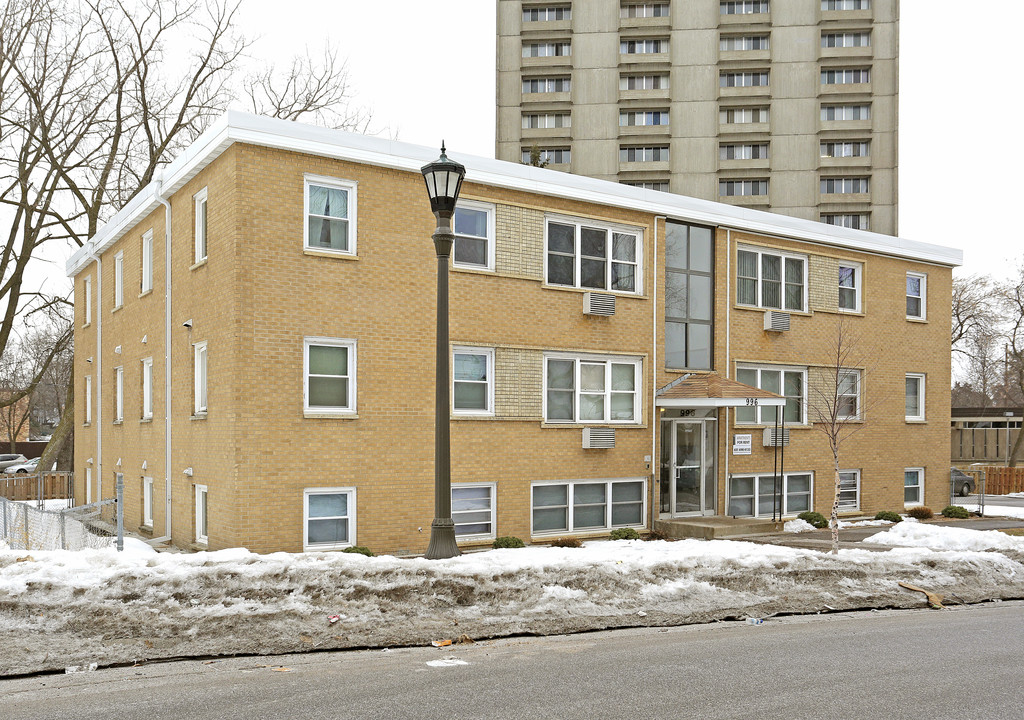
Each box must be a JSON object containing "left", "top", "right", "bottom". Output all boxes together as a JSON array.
[
  {"left": 784, "top": 519, "right": 816, "bottom": 533},
  {"left": 2, "top": 531, "right": 1024, "bottom": 677},
  {"left": 980, "top": 503, "right": 1024, "bottom": 520},
  {"left": 863, "top": 521, "right": 1024, "bottom": 552}
]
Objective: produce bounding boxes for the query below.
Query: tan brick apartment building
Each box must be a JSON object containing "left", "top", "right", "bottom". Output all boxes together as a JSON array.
[{"left": 67, "top": 112, "right": 958, "bottom": 554}]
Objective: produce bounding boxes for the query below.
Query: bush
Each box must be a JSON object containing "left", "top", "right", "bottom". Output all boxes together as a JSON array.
[
  {"left": 941, "top": 505, "right": 970, "bottom": 519},
  {"left": 550, "top": 536, "right": 582, "bottom": 548},
  {"left": 492, "top": 536, "right": 525, "bottom": 549},
  {"left": 797, "top": 511, "right": 828, "bottom": 529},
  {"left": 610, "top": 527, "right": 641, "bottom": 541},
  {"left": 342, "top": 546, "right": 374, "bottom": 557},
  {"left": 874, "top": 510, "right": 903, "bottom": 523},
  {"left": 906, "top": 506, "right": 933, "bottom": 520},
  {"left": 644, "top": 530, "right": 669, "bottom": 542}
]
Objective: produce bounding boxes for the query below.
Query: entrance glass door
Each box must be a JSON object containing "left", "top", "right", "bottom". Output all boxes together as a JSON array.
[
  {"left": 674, "top": 421, "right": 702, "bottom": 514},
  {"left": 660, "top": 418, "right": 717, "bottom": 517}
]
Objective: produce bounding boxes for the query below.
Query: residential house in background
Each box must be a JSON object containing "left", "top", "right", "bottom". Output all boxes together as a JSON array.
[{"left": 68, "top": 112, "right": 956, "bottom": 554}]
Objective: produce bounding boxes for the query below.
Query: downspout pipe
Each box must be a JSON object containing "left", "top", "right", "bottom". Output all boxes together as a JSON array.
[
  {"left": 82, "top": 247, "right": 102, "bottom": 503},
  {"left": 650, "top": 215, "right": 666, "bottom": 534},
  {"left": 151, "top": 177, "right": 173, "bottom": 544}
]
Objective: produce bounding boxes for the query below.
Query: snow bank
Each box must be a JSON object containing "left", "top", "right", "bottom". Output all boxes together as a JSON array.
[
  {"left": 784, "top": 519, "right": 816, "bottom": 533},
  {"left": 980, "top": 503, "right": 1024, "bottom": 520},
  {"left": 863, "top": 522, "right": 1024, "bottom": 552}
]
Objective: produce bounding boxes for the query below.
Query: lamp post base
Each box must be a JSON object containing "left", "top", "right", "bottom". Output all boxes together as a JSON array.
[{"left": 424, "top": 518, "right": 461, "bottom": 559}]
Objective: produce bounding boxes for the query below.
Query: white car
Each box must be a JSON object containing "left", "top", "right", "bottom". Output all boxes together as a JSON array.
[{"left": 4, "top": 457, "right": 40, "bottom": 474}]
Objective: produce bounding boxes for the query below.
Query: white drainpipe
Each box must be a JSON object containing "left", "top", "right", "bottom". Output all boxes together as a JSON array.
[
  {"left": 83, "top": 247, "right": 102, "bottom": 503},
  {"left": 149, "top": 177, "right": 173, "bottom": 544},
  {"left": 651, "top": 216, "right": 666, "bottom": 532}
]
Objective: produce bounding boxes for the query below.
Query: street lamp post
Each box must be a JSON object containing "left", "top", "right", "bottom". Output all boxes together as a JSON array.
[{"left": 421, "top": 144, "right": 466, "bottom": 560}]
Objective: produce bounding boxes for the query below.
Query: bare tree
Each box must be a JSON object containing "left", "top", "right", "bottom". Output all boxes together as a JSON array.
[{"left": 998, "top": 264, "right": 1024, "bottom": 467}]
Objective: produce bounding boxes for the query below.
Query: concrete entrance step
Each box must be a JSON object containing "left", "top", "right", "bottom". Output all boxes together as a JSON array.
[{"left": 655, "top": 516, "right": 784, "bottom": 540}]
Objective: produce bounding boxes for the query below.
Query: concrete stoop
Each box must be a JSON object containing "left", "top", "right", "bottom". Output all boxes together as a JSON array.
[{"left": 655, "top": 516, "right": 784, "bottom": 540}]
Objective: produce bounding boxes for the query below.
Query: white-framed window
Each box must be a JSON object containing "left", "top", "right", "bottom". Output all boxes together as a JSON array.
[
  {"left": 720, "top": 179, "right": 769, "bottom": 197},
  {"left": 720, "top": 71, "right": 769, "bottom": 88},
  {"left": 304, "top": 175, "right": 357, "bottom": 255},
  {"left": 453, "top": 347, "right": 494, "bottom": 416},
  {"left": 821, "top": 177, "right": 869, "bottom": 194},
  {"left": 143, "top": 476, "right": 154, "bottom": 527},
  {"left": 821, "top": 104, "right": 870, "bottom": 121},
  {"left": 906, "top": 272, "right": 926, "bottom": 319},
  {"left": 452, "top": 483, "right": 496, "bottom": 540},
  {"left": 823, "top": 0, "right": 869, "bottom": 10},
  {"left": 619, "top": 110, "right": 669, "bottom": 127},
  {"left": 621, "top": 3, "right": 669, "bottom": 18},
  {"left": 664, "top": 221, "right": 715, "bottom": 371},
  {"left": 822, "top": 32, "right": 870, "bottom": 47},
  {"left": 904, "top": 468, "right": 924, "bottom": 507},
  {"left": 522, "top": 77, "right": 571, "bottom": 93},
  {"left": 728, "top": 472, "right": 813, "bottom": 517},
  {"left": 838, "top": 470, "right": 860, "bottom": 511},
  {"left": 620, "top": 146, "right": 669, "bottom": 163},
  {"left": 620, "top": 39, "right": 668, "bottom": 54},
  {"left": 620, "top": 74, "right": 669, "bottom": 90},
  {"left": 544, "top": 354, "right": 641, "bottom": 424},
  {"left": 141, "top": 357, "right": 153, "bottom": 420},
  {"left": 736, "top": 246, "right": 806, "bottom": 311},
  {"left": 523, "top": 42, "right": 571, "bottom": 58},
  {"left": 113, "top": 251, "right": 124, "bottom": 308},
  {"left": 113, "top": 366, "right": 124, "bottom": 422},
  {"left": 453, "top": 200, "right": 495, "bottom": 271},
  {"left": 304, "top": 338, "right": 356, "bottom": 415},
  {"left": 85, "top": 375, "right": 92, "bottom": 424},
  {"left": 522, "top": 147, "right": 571, "bottom": 164},
  {"left": 304, "top": 487, "right": 355, "bottom": 550},
  {"left": 84, "top": 275, "right": 92, "bottom": 325},
  {"left": 838, "top": 263, "right": 861, "bottom": 312},
  {"left": 720, "top": 35, "right": 769, "bottom": 51},
  {"left": 821, "top": 68, "right": 870, "bottom": 85},
  {"left": 141, "top": 230, "right": 153, "bottom": 293},
  {"left": 523, "top": 6, "right": 570, "bottom": 21},
  {"left": 905, "top": 373, "right": 925, "bottom": 421},
  {"left": 735, "top": 365, "right": 805, "bottom": 424},
  {"left": 621, "top": 180, "right": 670, "bottom": 192},
  {"left": 720, "top": 107, "right": 769, "bottom": 124},
  {"left": 194, "top": 187, "right": 208, "bottom": 263},
  {"left": 837, "top": 368, "right": 861, "bottom": 420},
  {"left": 522, "top": 112, "right": 571, "bottom": 129},
  {"left": 822, "top": 213, "right": 869, "bottom": 230},
  {"left": 720, "top": 143, "right": 769, "bottom": 160},
  {"left": 720, "top": 1, "right": 769, "bottom": 14},
  {"left": 195, "top": 484, "right": 208, "bottom": 544},
  {"left": 545, "top": 217, "right": 642, "bottom": 293},
  {"left": 531, "top": 478, "right": 645, "bottom": 535},
  {"left": 193, "top": 341, "right": 207, "bottom": 415},
  {"left": 821, "top": 141, "right": 869, "bottom": 158}
]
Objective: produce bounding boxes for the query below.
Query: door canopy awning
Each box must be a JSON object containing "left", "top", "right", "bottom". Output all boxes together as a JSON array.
[{"left": 656, "top": 372, "right": 786, "bottom": 408}]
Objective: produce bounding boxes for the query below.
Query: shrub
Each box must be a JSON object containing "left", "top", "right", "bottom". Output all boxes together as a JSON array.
[
  {"left": 874, "top": 510, "right": 903, "bottom": 523},
  {"left": 342, "top": 546, "right": 374, "bottom": 557},
  {"left": 610, "top": 527, "right": 641, "bottom": 541},
  {"left": 797, "top": 511, "right": 828, "bottom": 529},
  {"left": 941, "top": 505, "right": 970, "bottom": 519},
  {"left": 644, "top": 530, "right": 669, "bottom": 542},
  {"left": 906, "top": 506, "right": 933, "bottom": 520},
  {"left": 551, "top": 536, "right": 582, "bottom": 548},
  {"left": 492, "top": 536, "right": 525, "bottom": 549}
]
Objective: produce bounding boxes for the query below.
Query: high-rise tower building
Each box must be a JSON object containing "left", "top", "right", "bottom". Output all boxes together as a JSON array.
[{"left": 497, "top": 0, "right": 898, "bottom": 235}]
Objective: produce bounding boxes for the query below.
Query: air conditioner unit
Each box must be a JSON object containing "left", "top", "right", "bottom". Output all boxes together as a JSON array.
[
  {"left": 763, "top": 311, "right": 791, "bottom": 332},
  {"left": 583, "top": 292, "right": 615, "bottom": 316},
  {"left": 763, "top": 427, "right": 791, "bottom": 447},
  {"left": 583, "top": 427, "right": 616, "bottom": 449}
]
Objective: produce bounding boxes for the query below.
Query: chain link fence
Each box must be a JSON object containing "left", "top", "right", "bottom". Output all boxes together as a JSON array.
[{"left": 950, "top": 467, "right": 985, "bottom": 516}]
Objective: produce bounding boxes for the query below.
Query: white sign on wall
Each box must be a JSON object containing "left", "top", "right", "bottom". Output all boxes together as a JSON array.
[{"left": 732, "top": 434, "right": 752, "bottom": 455}]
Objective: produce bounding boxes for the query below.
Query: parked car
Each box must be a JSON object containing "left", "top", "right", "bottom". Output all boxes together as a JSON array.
[
  {"left": 0, "top": 453, "right": 27, "bottom": 471},
  {"left": 3, "top": 457, "right": 39, "bottom": 475},
  {"left": 951, "top": 468, "right": 975, "bottom": 497}
]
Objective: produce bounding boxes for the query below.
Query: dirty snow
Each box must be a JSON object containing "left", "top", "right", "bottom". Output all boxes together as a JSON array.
[{"left": 3, "top": 526, "right": 1024, "bottom": 677}]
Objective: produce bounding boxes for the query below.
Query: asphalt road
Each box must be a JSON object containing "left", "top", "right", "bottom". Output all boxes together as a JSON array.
[{"left": 2, "top": 601, "right": 1022, "bottom": 720}]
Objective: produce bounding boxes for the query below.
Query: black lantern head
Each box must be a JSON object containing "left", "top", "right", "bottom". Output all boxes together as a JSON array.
[{"left": 420, "top": 142, "right": 467, "bottom": 219}]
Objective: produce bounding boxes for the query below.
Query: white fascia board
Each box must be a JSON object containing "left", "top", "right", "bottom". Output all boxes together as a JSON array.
[
  {"left": 656, "top": 397, "right": 787, "bottom": 408},
  {"left": 67, "top": 110, "right": 963, "bottom": 277}
]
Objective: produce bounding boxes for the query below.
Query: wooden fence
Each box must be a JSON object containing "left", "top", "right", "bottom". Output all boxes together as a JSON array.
[
  {"left": 978, "top": 466, "right": 1024, "bottom": 495},
  {"left": 0, "top": 472, "right": 74, "bottom": 502},
  {"left": 951, "top": 428, "right": 1020, "bottom": 463}
]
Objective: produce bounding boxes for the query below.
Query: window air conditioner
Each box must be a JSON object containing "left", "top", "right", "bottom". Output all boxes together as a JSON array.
[
  {"left": 583, "top": 427, "right": 616, "bottom": 449},
  {"left": 763, "top": 311, "right": 791, "bottom": 332},
  {"left": 762, "top": 427, "right": 791, "bottom": 447},
  {"left": 583, "top": 292, "right": 616, "bottom": 316}
]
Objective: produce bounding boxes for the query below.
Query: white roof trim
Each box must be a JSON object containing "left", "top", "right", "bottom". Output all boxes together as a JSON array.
[
  {"left": 656, "top": 397, "right": 787, "bottom": 408},
  {"left": 67, "top": 110, "right": 963, "bottom": 276}
]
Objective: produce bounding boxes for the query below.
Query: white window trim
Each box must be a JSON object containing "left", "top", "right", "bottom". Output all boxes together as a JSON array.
[
  {"left": 114, "top": 366, "right": 124, "bottom": 422},
  {"left": 543, "top": 214, "right": 644, "bottom": 295},
  {"left": 542, "top": 352, "right": 643, "bottom": 425},
  {"left": 452, "top": 199, "right": 496, "bottom": 272},
  {"left": 303, "top": 337, "right": 357, "bottom": 417},
  {"left": 837, "top": 469, "right": 861, "bottom": 511},
  {"left": 452, "top": 346, "right": 495, "bottom": 416},
  {"left": 736, "top": 245, "right": 808, "bottom": 312},
  {"left": 194, "top": 187, "right": 208, "bottom": 263},
  {"left": 83, "top": 275, "right": 92, "bottom": 326},
  {"left": 452, "top": 482, "right": 497, "bottom": 542},
  {"left": 141, "top": 357, "right": 154, "bottom": 420},
  {"left": 195, "top": 484, "right": 208, "bottom": 544},
  {"left": 303, "top": 486, "right": 356, "bottom": 551},
  {"left": 906, "top": 271, "right": 927, "bottom": 320},
  {"left": 904, "top": 467, "right": 924, "bottom": 508},
  {"left": 85, "top": 375, "right": 92, "bottom": 425},
  {"left": 141, "top": 230, "right": 154, "bottom": 293},
  {"left": 838, "top": 262, "right": 862, "bottom": 313},
  {"left": 303, "top": 174, "right": 357, "bottom": 256},
  {"left": 905, "top": 372, "right": 925, "bottom": 422},
  {"left": 193, "top": 341, "right": 208, "bottom": 415},
  {"left": 837, "top": 368, "right": 861, "bottom": 421},
  {"left": 143, "top": 476, "right": 154, "bottom": 527},
  {"left": 727, "top": 472, "right": 815, "bottom": 518},
  {"left": 734, "top": 363, "right": 807, "bottom": 425},
  {"left": 530, "top": 478, "right": 647, "bottom": 536},
  {"left": 113, "top": 251, "right": 124, "bottom": 308}
]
